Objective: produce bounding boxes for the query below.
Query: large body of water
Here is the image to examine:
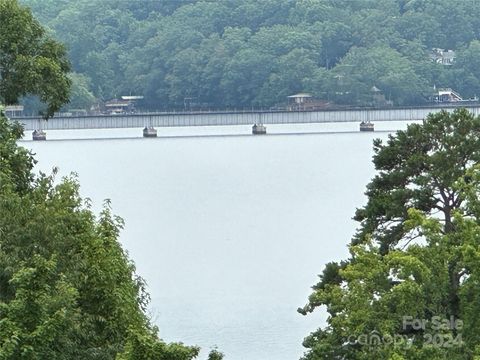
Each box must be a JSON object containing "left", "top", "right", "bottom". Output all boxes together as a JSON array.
[{"left": 23, "top": 122, "right": 410, "bottom": 360}]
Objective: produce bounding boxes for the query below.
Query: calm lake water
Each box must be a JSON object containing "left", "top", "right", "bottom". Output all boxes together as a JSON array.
[{"left": 23, "top": 121, "right": 411, "bottom": 360}]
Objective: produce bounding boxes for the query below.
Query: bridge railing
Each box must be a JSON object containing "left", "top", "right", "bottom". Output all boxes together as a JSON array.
[{"left": 10, "top": 104, "right": 480, "bottom": 131}]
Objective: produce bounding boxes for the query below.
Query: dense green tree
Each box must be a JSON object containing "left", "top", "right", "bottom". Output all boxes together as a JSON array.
[
  {"left": 395, "top": 12, "right": 443, "bottom": 47},
  {"left": 18, "top": 0, "right": 480, "bottom": 109},
  {"left": 220, "top": 48, "right": 275, "bottom": 107},
  {"left": 207, "top": 348, "right": 224, "bottom": 360},
  {"left": 332, "top": 46, "right": 429, "bottom": 105},
  {"left": 0, "top": 0, "right": 70, "bottom": 117},
  {"left": 0, "top": 2, "right": 200, "bottom": 357},
  {"left": 308, "top": 21, "right": 352, "bottom": 69},
  {"left": 350, "top": 9, "right": 403, "bottom": 49},
  {"left": 288, "top": 0, "right": 340, "bottom": 25},
  {"left": 257, "top": 48, "right": 318, "bottom": 106},
  {"left": 300, "top": 109, "right": 480, "bottom": 359},
  {"left": 66, "top": 73, "right": 96, "bottom": 110},
  {"left": 0, "top": 107, "right": 200, "bottom": 360},
  {"left": 451, "top": 40, "right": 480, "bottom": 98},
  {"left": 229, "top": 0, "right": 291, "bottom": 30}
]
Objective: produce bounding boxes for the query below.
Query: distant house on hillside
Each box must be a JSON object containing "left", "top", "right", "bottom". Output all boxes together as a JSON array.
[
  {"left": 288, "top": 93, "right": 312, "bottom": 104},
  {"left": 435, "top": 88, "right": 462, "bottom": 102},
  {"left": 287, "top": 93, "right": 331, "bottom": 110},
  {"left": 104, "top": 95, "right": 143, "bottom": 114},
  {"left": 432, "top": 88, "right": 478, "bottom": 103},
  {"left": 430, "top": 48, "right": 456, "bottom": 65},
  {"left": 104, "top": 99, "right": 132, "bottom": 114}
]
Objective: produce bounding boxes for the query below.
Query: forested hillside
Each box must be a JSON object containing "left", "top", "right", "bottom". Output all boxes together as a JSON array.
[{"left": 20, "top": 0, "right": 480, "bottom": 110}]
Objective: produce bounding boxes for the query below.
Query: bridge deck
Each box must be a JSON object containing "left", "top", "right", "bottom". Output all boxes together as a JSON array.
[{"left": 11, "top": 105, "right": 480, "bottom": 131}]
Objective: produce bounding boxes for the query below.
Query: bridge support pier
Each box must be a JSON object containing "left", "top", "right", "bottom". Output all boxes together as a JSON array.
[
  {"left": 143, "top": 126, "right": 157, "bottom": 137},
  {"left": 32, "top": 130, "right": 46, "bottom": 141},
  {"left": 252, "top": 124, "right": 267, "bottom": 135},
  {"left": 359, "top": 121, "right": 374, "bottom": 132}
]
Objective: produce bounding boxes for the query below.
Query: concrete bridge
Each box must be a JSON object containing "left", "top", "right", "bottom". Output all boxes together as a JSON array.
[{"left": 12, "top": 104, "right": 480, "bottom": 140}]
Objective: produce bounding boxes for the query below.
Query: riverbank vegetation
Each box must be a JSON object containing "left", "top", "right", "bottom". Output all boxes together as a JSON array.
[
  {"left": 19, "top": 0, "right": 480, "bottom": 110},
  {"left": 6, "top": 0, "right": 480, "bottom": 359},
  {"left": 0, "top": 1, "right": 200, "bottom": 358},
  {"left": 300, "top": 108, "right": 480, "bottom": 358},
  {"left": 0, "top": 0, "right": 70, "bottom": 118},
  {"left": 0, "top": 109, "right": 201, "bottom": 359}
]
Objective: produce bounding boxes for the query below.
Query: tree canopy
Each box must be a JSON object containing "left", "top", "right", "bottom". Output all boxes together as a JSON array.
[
  {"left": 0, "top": 1, "right": 200, "bottom": 357},
  {"left": 18, "top": 0, "right": 480, "bottom": 110},
  {"left": 0, "top": 106, "right": 200, "bottom": 359},
  {"left": 299, "top": 108, "right": 480, "bottom": 359},
  {"left": 0, "top": 0, "right": 71, "bottom": 117}
]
